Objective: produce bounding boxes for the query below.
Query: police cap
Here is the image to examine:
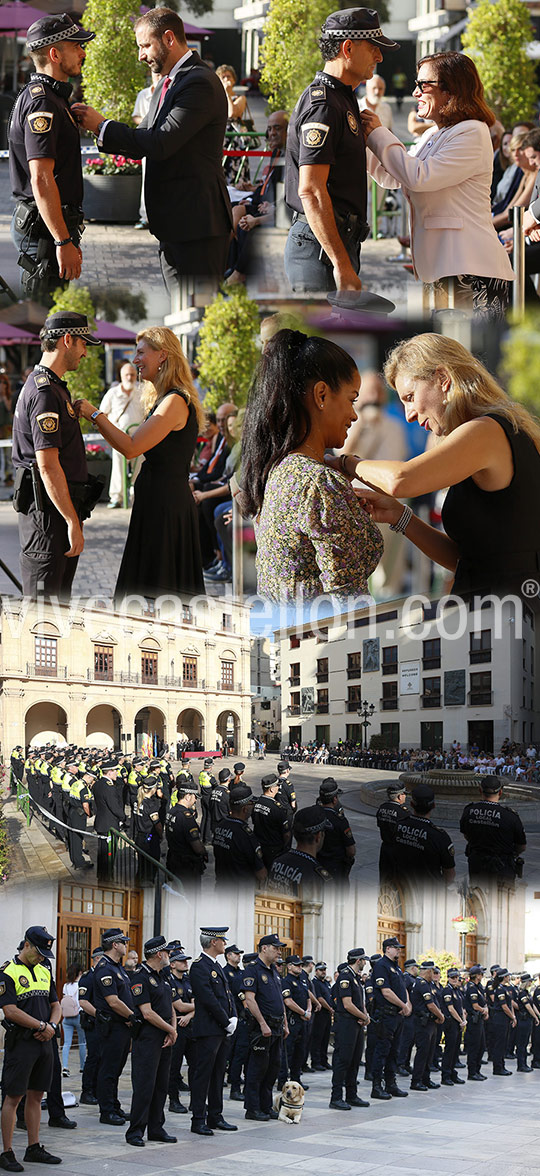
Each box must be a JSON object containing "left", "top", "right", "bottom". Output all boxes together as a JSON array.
[
  {"left": 447, "top": 968, "right": 460, "bottom": 978},
  {"left": 382, "top": 936, "right": 404, "bottom": 950},
  {"left": 315, "top": 962, "right": 327, "bottom": 970},
  {"left": 230, "top": 784, "right": 255, "bottom": 806},
  {"left": 479, "top": 774, "right": 503, "bottom": 793},
  {"left": 243, "top": 953, "right": 258, "bottom": 964},
  {"left": 347, "top": 947, "right": 367, "bottom": 960},
  {"left": 218, "top": 768, "right": 232, "bottom": 784},
  {"left": 521, "top": 973, "right": 532, "bottom": 983},
  {"left": 100, "top": 757, "right": 118, "bottom": 771},
  {"left": 286, "top": 954, "right": 302, "bottom": 965},
  {"left": 261, "top": 773, "right": 278, "bottom": 789},
  {"left": 387, "top": 783, "right": 406, "bottom": 799},
  {"left": 301, "top": 955, "right": 314, "bottom": 964},
  {"left": 411, "top": 783, "right": 435, "bottom": 805},
  {"left": 200, "top": 926, "right": 229, "bottom": 941},
  {"left": 91, "top": 947, "right": 104, "bottom": 959},
  {"left": 277, "top": 761, "right": 290, "bottom": 773},
  {"left": 25, "top": 926, "right": 55, "bottom": 959},
  {"left": 224, "top": 944, "right": 243, "bottom": 955},
  {"left": 144, "top": 935, "right": 168, "bottom": 957},
  {"left": 43, "top": 312, "right": 101, "bottom": 346},
  {"left": 204, "top": 758, "right": 214, "bottom": 767},
  {"left": 419, "top": 959, "right": 435, "bottom": 969},
  {"left": 321, "top": 7, "right": 400, "bottom": 50},
  {"left": 233, "top": 762, "right": 245, "bottom": 773},
  {"left": 101, "top": 927, "right": 130, "bottom": 948},
  {"left": 468, "top": 965, "right": 485, "bottom": 975},
  {"left": 370, "top": 953, "right": 382, "bottom": 963},
  {"left": 27, "top": 13, "right": 96, "bottom": 52},
  {"left": 292, "top": 805, "right": 331, "bottom": 838},
  {"left": 495, "top": 967, "right": 509, "bottom": 978},
  {"left": 319, "top": 777, "right": 343, "bottom": 797},
  {"left": 404, "top": 959, "right": 418, "bottom": 968},
  {"left": 258, "top": 933, "right": 286, "bottom": 949},
  {"left": 165, "top": 939, "right": 184, "bottom": 952},
  {"left": 170, "top": 950, "right": 191, "bottom": 962}
]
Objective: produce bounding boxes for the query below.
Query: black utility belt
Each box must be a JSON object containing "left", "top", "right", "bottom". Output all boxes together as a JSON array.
[
  {"left": 13, "top": 466, "right": 104, "bottom": 521},
  {"left": 292, "top": 208, "right": 369, "bottom": 241},
  {"left": 14, "top": 197, "right": 84, "bottom": 242}
]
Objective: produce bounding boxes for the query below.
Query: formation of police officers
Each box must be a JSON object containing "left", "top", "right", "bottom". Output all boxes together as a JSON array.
[
  {"left": 2, "top": 926, "right": 539, "bottom": 1172},
  {"left": 11, "top": 747, "right": 356, "bottom": 890},
  {"left": 376, "top": 776, "right": 527, "bottom": 884}
]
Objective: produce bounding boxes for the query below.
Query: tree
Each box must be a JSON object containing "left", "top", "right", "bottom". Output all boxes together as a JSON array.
[
  {"left": 48, "top": 286, "right": 104, "bottom": 410},
  {"left": 196, "top": 286, "right": 261, "bottom": 411},
  {"left": 81, "top": 0, "right": 146, "bottom": 124},
  {"left": 462, "top": 0, "right": 539, "bottom": 126},
  {"left": 499, "top": 312, "right": 540, "bottom": 417},
  {"left": 87, "top": 285, "right": 147, "bottom": 324},
  {"left": 260, "top": 0, "right": 390, "bottom": 113}
]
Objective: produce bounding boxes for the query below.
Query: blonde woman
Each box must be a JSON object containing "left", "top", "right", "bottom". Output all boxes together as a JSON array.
[
  {"left": 75, "top": 327, "right": 206, "bottom": 601},
  {"left": 333, "top": 334, "right": 540, "bottom": 602}
]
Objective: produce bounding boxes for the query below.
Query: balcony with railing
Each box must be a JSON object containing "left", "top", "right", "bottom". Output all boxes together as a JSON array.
[
  {"left": 346, "top": 700, "right": 362, "bottom": 712},
  {"left": 27, "top": 662, "right": 67, "bottom": 679},
  {"left": 286, "top": 705, "right": 301, "bottom": 716},
  {"left": 468, "top": 690, "right": 493, "bottom": 706},
  {"left": 316, "top": 671, "right": 329, "bottom": 683},
  {"left": 380, "top": 696, "right": 399, "bottom": 710},
  {"left": 421, "top": 693, "right": 442, "bottom": 708},
  {"left": 347, "top": 666, "right": 361, "bottom": 679},
  {"left": 315, "top": 703, "right": 329, "bottom": 713},
  {"left": 469, "top": 649, "right": 492, "bottom": 665}
]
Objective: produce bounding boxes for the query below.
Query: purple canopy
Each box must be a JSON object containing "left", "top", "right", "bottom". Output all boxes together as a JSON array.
[
  {"left": 0, "top": 3, "right": 50, "bottom": 33},
  {"left": 0, "top": 322, "right": 38, "bottom": 344},
  {"left": 95, "top": 320, "right": 136, "bottom": 343}
]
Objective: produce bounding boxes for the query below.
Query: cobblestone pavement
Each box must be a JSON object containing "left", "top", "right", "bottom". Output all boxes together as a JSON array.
[{"left": 7, "top": 1044, "right": 540, "bottom": 1176}]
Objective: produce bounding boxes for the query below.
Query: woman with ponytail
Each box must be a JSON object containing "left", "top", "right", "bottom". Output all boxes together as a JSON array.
[
  {"left": 241, "top": 328, "right": 383, "bottom": 601},
  {"left": 75, "top": 327, "right": 205, "bottom": 603}
]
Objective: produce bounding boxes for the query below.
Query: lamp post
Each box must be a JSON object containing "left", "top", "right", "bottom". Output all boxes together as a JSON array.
[{"left": 357, "top": 699, "right": 375, "bottom": 751}]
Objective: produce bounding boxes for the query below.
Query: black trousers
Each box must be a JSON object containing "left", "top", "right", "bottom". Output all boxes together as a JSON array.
[
  {"left": 169, "top": 1029, "right": 194, "bottom": 1099},
  {"left": 18, "top": 501, "right": 79, "bottom": 601},
  {"left": 464, "top": 1017, "right": 485, "bottom": 1076},
  {"left": 516, "top": 1017, "right": 532, "bottom": 1069},
  {"left": 228, "top": 1018, "right": 249, "bottom": 1090},
  {"left": 200, "top": 791, "right": 212, "bottom": 843},
  {"left": 310, "top": 1009, "right": 331, "bottom": 1066},
  {"left": 532, "top": 1018, "right": 540, "bottom": 1066},
  {"left": 398, "top": 1010, "right": 416, "bottom": 1068},
  {"left": 96, "top": 1021, "right": 131, "bottom": 1115},
  {"left": 441, "top": 1018, "right": 461, "bottom": 1078},
  {"left": 159, "top": 234, "right": 231, "bottom": 289},
  {"left": 127, "top": 1026, "right": 171, "bottom": 1140},
  {"left": 67, "top": 806, "right": 87, "bottom": 869},
  {"left": 190, "top": 1033, "right": 228, "bottom": 1125},
  {"left": 278, "top": 1015, "right": 306, "bottom": 1084},
  {"left": 371, "top": 1014, "right": 403, "bottom": 1088},
  {"left": 411, "top": 1018, "right": 437, "bottom": 1085},
  {"left": 331, "top": 1015, "right": 362, "bottom": 1100},
  {"left": 244, "top": 1032, "right": 282, "bottom": 1114},
  {"left": 364, "top": 1019, "right": 376, "bottom": 1074},
  {"left": 490, "top": 1013, "right": 509, "bottom": 1072},
  {"left": 81, "top": 1023, "right": 101, "bottom": 1097}
]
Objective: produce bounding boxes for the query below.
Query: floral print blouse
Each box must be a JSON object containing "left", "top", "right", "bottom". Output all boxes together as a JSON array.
[{"left": 256, "top": 454, "right": 384, "bottom": 602}]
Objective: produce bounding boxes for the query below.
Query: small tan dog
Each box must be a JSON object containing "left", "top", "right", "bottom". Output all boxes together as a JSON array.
[{"left": 273, "top": 1080, "right": 305, "bottom": 1124}]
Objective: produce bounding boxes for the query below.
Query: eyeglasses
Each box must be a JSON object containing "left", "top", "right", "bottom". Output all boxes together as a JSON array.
[{"left": 414, "top": 78, "right": 440, "bottom": 92}]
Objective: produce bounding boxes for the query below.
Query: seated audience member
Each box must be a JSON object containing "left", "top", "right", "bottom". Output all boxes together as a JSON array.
[
  {"left": 226, "top": 111, "right": 288, "bottom": 284},
  {"left": 492, "top": 130, "right": 536, "bottom": 227}
]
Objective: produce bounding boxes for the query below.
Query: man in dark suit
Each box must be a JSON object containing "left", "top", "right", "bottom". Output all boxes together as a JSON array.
[
  {"left": 189, "top": 927, "right": 238, "bottom": 1136},
  {"left": 73, "top": 7, "right": 233, "bottom": 287}
]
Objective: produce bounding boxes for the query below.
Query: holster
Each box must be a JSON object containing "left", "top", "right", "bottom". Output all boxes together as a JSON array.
[
  {"left": 67, "top": 475, "right": 105, "bottom": 520},
  {"left": 12, "top": 466, "right": 33, "bottom": 514},
  {"left": 96, "top": 1011, "right": 111, "bottom": 1036}
]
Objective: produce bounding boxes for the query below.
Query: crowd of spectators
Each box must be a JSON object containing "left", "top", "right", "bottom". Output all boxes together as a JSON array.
[{"left": 282, "top": 740, "right": 540, "bottom": 781}]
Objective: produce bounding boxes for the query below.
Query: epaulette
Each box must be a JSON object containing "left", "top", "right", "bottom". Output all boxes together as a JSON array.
[
  {"left": 310, "top": 84, "right": 326, "bottom": 102},
  {"left": 28, "top": 81, "right": 46, "bottom": 98}
]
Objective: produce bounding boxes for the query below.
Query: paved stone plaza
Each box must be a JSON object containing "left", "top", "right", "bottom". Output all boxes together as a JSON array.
[{"left": 12, "top": 1055, "right": 540, "bottom": 1176}]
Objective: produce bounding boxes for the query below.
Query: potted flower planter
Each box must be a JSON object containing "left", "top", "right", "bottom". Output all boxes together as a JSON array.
[{"left": 83, "top": 155, "right": 143, "bottom": 224}]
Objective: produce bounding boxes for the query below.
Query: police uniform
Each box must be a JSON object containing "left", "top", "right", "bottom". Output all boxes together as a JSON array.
[
  {"left": 531, "top": 979, "right": 540, "bottom": 1068},
  {"left": 276, "top": 765, "right": 296, "bottom": 814},
  {"left": 489, "top": 970, "right": 514, "bottom": 1074},
  {"left": 79, "top": 954, "right": 103, "bottom": 1103},
  {"left": 311, "top": 967, "right": 333, "bottom": 1069},
  {"left": 0, "top": 943, "right": 58, "bottom": 1099},
  {"left": 93, "top": 934, "right": 135, "bottom": 1121},
  {"left": 165, "top": 795, "right": 206, "bottom": 884},
  {"left": 397, "top": 963, "right": 418, "bottom": 1072},
  {"left": 279, "top": 960, "right": 310, "bottom": 1084},
  {"left": 242, "top": 937, "right": 286, "bottom": 1116},
  {"left": 93, "top": 764, "right": 125, "bottom": 880},
  {"left": 223, "top": 949, "right": 249, "bottom": 1099},
  {"left": 168, "top": 956, "right": 195, "bottom": 1110},
  {"left": 370, "top": 945, "right": 408, "bottom": 1097},
  {"left": 330, "top": 955, "right": 368, "bottom": 1107},
  {"left": 377, "top": 792, "right": 406, "bottom": 877},
  {"left": 198, "top": 761, "right": 215, "bottom": 842},
  {"left": 268, "top": 847, "right": 331, "bottom": 895},
  {"left": 11, "top": 313, "right": 101, "bottom": 600},
  {"left": 515, "top": 976, "right": 536, "bottom": 1071},
  {"left": 389, "top": 810, "right": 455, "bottom": 882},
  {"left": 316, "top": 790, "right": 355, "bottom": 881},
  {"left": 441, "top": 973, "right": 465, "bottom": 1084},
  {"left": 133, "top": 780, "right": 162, "bottom": 882},
  {"left": 210, "top": 771, "right": 231, "bottom": 833},
  {"left": 463, "top": 968, "right": 487, "bottom": 1079},
  {"left": 460, "top": 789, "right": 526, "bottom": 879},
  {"left": 9, "top": 14, "right": 95, "bottom": 298},
  {"left": 410, "top": 967, "right": 441, "bottom": 1088},
  {"left": 213, "top": 814, "right": 265, "bottom": 881},
  {"left": 189, "top": 929, "right": 236, "bottom": 1133},
  {"left": 10, "top": 747, "right": 24, "bottom": 793},
  {"left": 66, "top": 772, "right": 93, "bottom": 870},
  {"left": 362, "top": 965, "right": 377, "bottom": 1080},
  {"left": 252, "top": 781, "right": 290, "bottom": 869},
  {"left": 126, "top": 939, "right": 176, "bottom": 1145}
]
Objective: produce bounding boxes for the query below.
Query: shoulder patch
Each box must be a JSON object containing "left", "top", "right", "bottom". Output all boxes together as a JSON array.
[
  {"left": 79, "top": 986, "right": 87, "bottom": 996},
  {"left": 347, "top": 110, "right": 358, "bottom": 135},
  {"left": 243, "top": 977, "right": 254, "bottom": 987},
  {"left": 340, "top": 980, "right": 349, "bottom": 988},
  {"left": 375, "top": 977, "right": 385, "bottom": 986},
  {"left": 65, "top": 402, "right": 76, "bottom": 418},
  {"left": 301, "top": 122, "right": 329, "bottom": 149},
  {"left": 131, "top": 983, "right": 143, "bottom": 996},
  {"left": 30, "top": 83, "right": 45, "bottom": 96},
  {"left": 36, "top": 412, "right": 59, "bottom": 434},
  {"left": 0, "top": 981, "right": 5, "bottom": 996},
  {"left": 101, "top": 976, "right": 113, "bottom": 986},
  {"left": 34, "top": 374, "right": 50, "bottom": 387},
  {"left": 310, "top": 84, "right": 326, "bottom": 101},
  {"left": 27, "top": 111, "right": 53, "bottom": 134}
]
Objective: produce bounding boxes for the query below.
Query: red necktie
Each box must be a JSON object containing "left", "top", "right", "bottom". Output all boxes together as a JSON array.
[{"left": 158, "top": 76, "right": 172, "bottom": 109}]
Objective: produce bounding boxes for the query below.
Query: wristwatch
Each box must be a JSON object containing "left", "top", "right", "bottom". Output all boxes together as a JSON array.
[
  {"left": 37, "top": 1020, "right": 45, "bottom": 1031},
  {"left": 53, "top": 236, "right": 72, "bottom": 247},
  {"left": 49, "top": 1022, "right": 57, "bottom": 1032},
  {"left": 90, "top": 409, "right": 102, "bottom": 422}
]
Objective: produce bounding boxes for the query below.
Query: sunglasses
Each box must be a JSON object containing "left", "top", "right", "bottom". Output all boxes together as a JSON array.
[{"left": 414, "top": 78, "right": 441, "bottom": 92}]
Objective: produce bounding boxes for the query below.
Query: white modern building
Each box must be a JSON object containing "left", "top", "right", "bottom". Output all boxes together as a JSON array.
[
  {"left": 251, "top": 635, "right": 281, "bottom": 747},
  {"left": 279, "top": 596, "right": 539, "bottom": 752}
]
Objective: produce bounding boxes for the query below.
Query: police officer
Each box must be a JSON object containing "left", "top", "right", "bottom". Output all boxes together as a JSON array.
[
  {"left": 212, "top": 785, "right": 267, "bottom": 883},
  {"left": 133, "top": 776, "right": 163, "bottom": 883},
  {"left": 9, "top": 747, "right": 24, "bottom": 795},
  {"left": 93, "top": 757, "right": 126, "bottom": 879},
  {"left": 330, "top": 947, "right": 370, "bottom": 1110},
  {"left": 460, "top": 776, "right": 527, "bottom": 880},
  {"left": 223, "top": 945, "right": 248, "bottom": 1101},
  {"left": 165, "top": 778, "right": 207, "bottom": 885},
  {"left": 531, "top": 972, "right": 540, "bottom": 1068},
  {"left": 362, "top": 953, "right": 378, "bottom": 1081},
  {"left": 515, "top": 973, "right": 539, "bottom": 1072},
  {"left": 396, "top": 959, "right": 419, "bottom": 1075},
  {"left": 66, "top": 768, "right": 93, "bottom": 871},
  {"left": 377, "top": 783, "right": 407, "bottom": 878},
  {"left": 441, "top": 969, "right": 467, "bottom": 1085},
  {"left": 463, "top": 964, "right": 489, "bottom": 1081},
  {"left": 279, "top": 955, "right": 311, "bottom": 1085},
  {"left": 242, "top": 933, "right": 287, "bottom": 1121},
  {"left": 310, "top": 962, "right": 333, "bottom": 1070},
  {"left": 268, "top": 806, "right": 332, "bottom": 895},
  {"left": 9, "top": 13, "right": 94, "bottom": 298},
  {"left": 370, "top": 937, "right": 410, "bottom": 1100},
  {"left": 189, "top": 926, "right": 238, "bottom": 1136},
  {"left": 389, "top": 784, "right": 456, "bottom": 884},
  {"left": 284, "top": 7, "right": 399, "bottom": 294},
  {"left": 168, "top": 949, "right": 194, "bottom": 1114},
  {"left": 489, "top": 968, "right": 516, "bottom": 1075},
  {"left": 93, "top": 928, "right": 135, "bottom": 1124},
  {"left": 198, "top": 758, "right": 215, "bottom": 842},
  {"left": 252, "top": 773, "right": 291, "bottom": 869},
  {"left": 0, "top": 926, "right": 61, "bottom": 1172},
  {"left": 315, "top": 777, "right": 356, "bottom": 882},
  {"left": 410, "top": 960, "right": 445, "bottom": 1091},
  {"left": 125, "top": 937, "right": 177, "bottom": 1147},
  {"left": 78, "top": 946, "right": 105, "bottom": 1105},
  {"left": 11, "top": 312, "right": 102, "bottom": 600},
  {"left": 210, "top": 767, "right": 232, "bottom": 834},
  {"left": 276, "top": 760, "right": 296, "bottom": 813}
]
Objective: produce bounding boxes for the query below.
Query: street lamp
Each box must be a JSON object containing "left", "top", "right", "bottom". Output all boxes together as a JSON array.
[{"left": 357, "top": 699, "right": 375, "bottom": 751}]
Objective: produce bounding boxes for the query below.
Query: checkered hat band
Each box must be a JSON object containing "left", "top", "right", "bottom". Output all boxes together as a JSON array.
[
  {"left": 324, "top": 26, "right": 384, "bottom": 39},
  {"left": 28, "top": 24, "right": 81, "bottom": 50},
  {"left": 45, "top": 326, "right": 92, "bottom": 337}
]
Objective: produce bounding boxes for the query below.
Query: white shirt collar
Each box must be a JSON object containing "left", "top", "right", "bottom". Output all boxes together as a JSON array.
[{"left": 167, "top": 49, "right": 193, "bottom": 82}]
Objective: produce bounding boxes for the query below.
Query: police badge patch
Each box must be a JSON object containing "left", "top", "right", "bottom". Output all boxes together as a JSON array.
[
  {"left": 19, "top": 976, "right": 29, "bottom": 988},
  {"left": 301, "top": 122, "right": 329, "bottom": 149},
  {"left": 30, "top": 84, "right": 45, "bottom": 96},
  {"left": 65, "top": 402, "right": 76, "bottom": 418},
  {"left": 131, "top": 983, "right": 143, "bottom": 996},
  {"left": 27, "top": 111, "right": 53, "bottom": 134},
  {"left": 102, "top": 976, "right": 113, "bottom": 986},
  {"left": 0, "top": 982, "right": 5, "bottom": 996},
  {"left": 243, "top": 977, "right": 254, "bottom": 987},
  {"left": 261, "top": 973, "right": 268, "bottom": 983},
  {"left": 340, "top": 980, "right": 349, "bottom": 988},
  {"left": 347, "top": 111, "right": 358, "bottom": 135},
  {"left": 149, "top": 977, "right": 158, "bottom": 986},
  {"left": 309, "top": 85, "right": 326, "bottom": 101},
  {"left": 36, "top": 412, "right": 59, "bottom": 434},
  {"left": 35, "top": 375, "right": 50, "bottom": 387}
]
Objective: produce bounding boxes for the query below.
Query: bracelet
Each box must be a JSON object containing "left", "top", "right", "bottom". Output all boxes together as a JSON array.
[
  {"left": 49, "top": 1022, "right": 57, "bottom": 1031},
  {"left": 389, "top": 503, "right": 413, "bottom": 534},
  {"left": 53, "top": 236, "right": 72, "bottom": 247},
  {"left": 90, "top": 409, "right": 103, "bottom": 422},
  {"left": 339, "top": 453, "right": 349, "bottom": 474}
]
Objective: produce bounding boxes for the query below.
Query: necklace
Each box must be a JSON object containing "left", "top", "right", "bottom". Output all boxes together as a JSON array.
[{"left": 301, "top": 441, "right": 323, "bottom": 463}]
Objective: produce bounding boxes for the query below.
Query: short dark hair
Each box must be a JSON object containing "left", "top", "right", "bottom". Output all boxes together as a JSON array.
[
  {"left": 521, "top": 127, "right": 540, "bottom": 152},
  {"left": 417, "top": 52, "right": 495, "bottom": 127},
  {"left": 318, "top": 32, "right": 344, "bottom": 62},
  {"left": 39, "top": 329, "right": 62, "bottom": 352},
  {"left": 135, "top": 6, "right": 186, "bottom": 44},
  {"left": 411, "top": 795, "right": 435, "bottom": 816}
]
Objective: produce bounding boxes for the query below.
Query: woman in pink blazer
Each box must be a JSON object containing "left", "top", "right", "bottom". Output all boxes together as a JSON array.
[{"left": 362, "top": 53, "right": 514, "bottom": 319}]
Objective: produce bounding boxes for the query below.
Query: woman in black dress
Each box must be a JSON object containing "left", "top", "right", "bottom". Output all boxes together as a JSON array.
[
  {"left": 75, "top": 326, "right": 205, "bottom": 603},
  {"left": 332, "top": 333, "right": 540, "bottom": 604}
]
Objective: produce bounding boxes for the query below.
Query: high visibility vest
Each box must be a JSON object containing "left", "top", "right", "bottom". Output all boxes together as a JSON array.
[
  {"left": 3, "top": 959, "right": 52, "bottom": 1004},
  {"left": 199, "top": 770, "right": 212, "bottom": 791},
  {"left": 51, "top": 765, "right": 63, "bottom": 785}
]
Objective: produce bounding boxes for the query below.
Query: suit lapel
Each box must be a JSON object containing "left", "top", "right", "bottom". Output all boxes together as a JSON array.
[{"left": 150, "top": 51, "right": 204, "bottom": 125}]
